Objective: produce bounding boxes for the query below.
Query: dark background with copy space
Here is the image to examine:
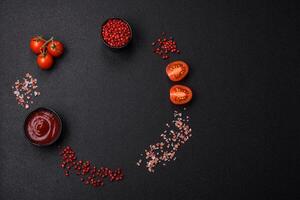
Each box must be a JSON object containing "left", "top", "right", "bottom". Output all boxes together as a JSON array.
[{"left": 0, "top": 0, "right": 299, "bottom": 199}]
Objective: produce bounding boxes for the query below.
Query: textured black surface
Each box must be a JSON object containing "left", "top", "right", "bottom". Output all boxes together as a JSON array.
[{"left": 0, "top": 0, "right": 299, "bottom": 199}]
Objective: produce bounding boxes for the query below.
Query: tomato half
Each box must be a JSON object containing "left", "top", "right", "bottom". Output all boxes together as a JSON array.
[
  {"left": 37, "top": 53, "right": 54, "bottom": 70},
  {"left": 169, "top": 85, "right": 193, "bottom": 105},
  {"left": 166, "top": 60, "right": 189, "bottom": 82},
  {"left": 30, "top": 36, "right": 45, "bottom": 54},
  {"left": 47, "top": 40, "right": 64, "bottom": 57}
]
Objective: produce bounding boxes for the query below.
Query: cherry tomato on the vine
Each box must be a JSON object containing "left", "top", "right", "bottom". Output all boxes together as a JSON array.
[
  {"left": 37, "top": 53, "right": 54, "bottom": 70},
  {"left": 30, "top": 36, "right": 45, "bottom": 54},
  {"left": 47, "top": 40, "right": 64, "bottom": 57},
  {"left": 169, "top": 85, "right": 193, "bottom": 105}
]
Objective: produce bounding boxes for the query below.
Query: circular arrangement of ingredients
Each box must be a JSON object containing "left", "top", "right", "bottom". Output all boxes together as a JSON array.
[
  {"left": 24, "top": 108, "right": 62, "bottom": 146},
  {"left": 11, "top": 18, "right": 196, "bottom": 189},
  {"left": 101, "top": 18, "right": 132, "bottom": 49}
]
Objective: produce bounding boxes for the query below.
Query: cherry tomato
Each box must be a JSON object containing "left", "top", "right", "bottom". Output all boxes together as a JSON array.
[
  {"left": 166, "top": 60, "right": 189, "bottom": 82},
  {"left": 30, "top": 36, "right": 45, "bottom": 54},
  {"left": 37, "top": 53, "right": 54, "bottom": 70},
  {"left": 47, "top": 40, "right": 64, "bottom": 57},
  {"left": 169, "top": 85, "right": 193, "bottom": 105}
]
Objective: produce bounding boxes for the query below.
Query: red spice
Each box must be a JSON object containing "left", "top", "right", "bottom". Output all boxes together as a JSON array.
[
  {"left": 152, "top": 32, "right": 180, "bottom": 60},
  {"left": 101, "top": 18, "right": 132, "bottom": 48},
  {"left": 59, "top": 146, "right": 124, "bottom": 188}
]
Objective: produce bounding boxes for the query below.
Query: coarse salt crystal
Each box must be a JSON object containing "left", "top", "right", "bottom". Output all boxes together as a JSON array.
[
  {"left": 137, "top": 109, "right": 192, "bottom": 172},
  {"left": 12, "top": 73, "right": 40, "bottom": 109}
]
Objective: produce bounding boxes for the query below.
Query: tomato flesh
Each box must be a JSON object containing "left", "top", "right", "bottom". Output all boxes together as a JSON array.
[
  {"left": 37, "top": 53, "right": 54, "bottom": 70},
  {"left": 166, "top": 61, "right": 189, "bottom": 82},
  {"left": 170, "top": 85, "right": 193, "bottom": 105}
]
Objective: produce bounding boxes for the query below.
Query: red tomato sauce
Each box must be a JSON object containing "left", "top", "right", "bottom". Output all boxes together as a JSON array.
[{"left": 24, "top": 108, "right": 61, "bottom": 146}]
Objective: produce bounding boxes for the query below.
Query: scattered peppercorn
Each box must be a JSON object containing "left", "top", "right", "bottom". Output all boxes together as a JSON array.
[
  {"left": 152, "top": 32, "right": 180, "bottom": 60},
  {"left": 101, "top": 18, "right": 132, "bottom": 48},
  {"left": 59, "top": 146, "right": 124, "bottom": 188}
]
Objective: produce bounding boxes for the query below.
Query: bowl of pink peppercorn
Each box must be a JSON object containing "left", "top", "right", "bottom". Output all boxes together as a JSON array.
[{"left": 100, "top": 18, "right": 132, "bottom": 49}]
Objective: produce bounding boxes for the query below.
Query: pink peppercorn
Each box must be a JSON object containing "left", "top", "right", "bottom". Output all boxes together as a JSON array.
[
  {"left": 59, "top": 146, "right": 124, "bottom": 188},
  {"left": 101, "top": 18, "right": 132, "bottom": 48},
  {"left": 152, "top": 32, "right": 181, "bottom": 60}
]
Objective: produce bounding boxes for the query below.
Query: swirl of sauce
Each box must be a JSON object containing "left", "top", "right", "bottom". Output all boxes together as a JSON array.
[{"left": 25, "top": 108, "right": 61, "bottom": 146}]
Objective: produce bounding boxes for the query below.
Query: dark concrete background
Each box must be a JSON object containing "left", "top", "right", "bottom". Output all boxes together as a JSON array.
[{"left": 0, "top": 0, "right": 299, "bottom": 199}]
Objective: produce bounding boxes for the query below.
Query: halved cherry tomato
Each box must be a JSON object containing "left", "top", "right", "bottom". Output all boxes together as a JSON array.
[
  {"left": 30, "top": 36, "right": 45, "bottom": 54},
  {"left": 37, "top": 53, "right": 54, "bottom": 70},
  {"left": 169, "top": 85, "right": 193, "bottom": 105},
  {"left": 166, "top": 60, "right": 189, "bottom": 82},
  {"left": 47, "top": 40, "right": 64, "bottom": 57}
]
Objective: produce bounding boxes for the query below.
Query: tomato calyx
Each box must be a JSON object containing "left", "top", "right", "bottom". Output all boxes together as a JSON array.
[
  {"left": 39, "top": 36, "right": 54, "bottom": 54},
  {"left": 49, "top": 43, "right": 57, "bottom": 50},
  {"left": 47, "top": 40, "right": 64, "bottom": 57}
]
